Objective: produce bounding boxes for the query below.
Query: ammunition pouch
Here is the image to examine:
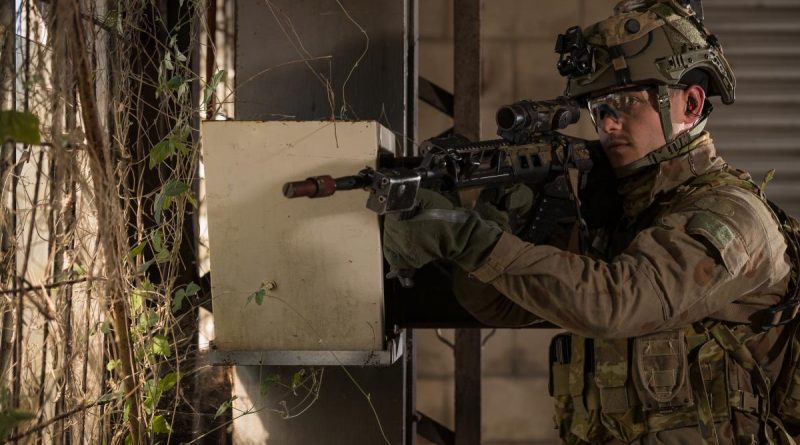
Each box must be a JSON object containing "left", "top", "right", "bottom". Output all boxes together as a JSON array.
[
  {"left": 548, "top": 324, "right": 775, "bottom": 444},
  {"left": 633, "top": 330, "right": 693, "bottom": 411}
]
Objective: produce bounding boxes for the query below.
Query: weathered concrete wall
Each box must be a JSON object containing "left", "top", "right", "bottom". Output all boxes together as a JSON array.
[
  {"left": 416, "top": 1, "right": 616, "bottom": 444},
  {"left": 418, "top": 0, "right": 616, "bottom": 143}
]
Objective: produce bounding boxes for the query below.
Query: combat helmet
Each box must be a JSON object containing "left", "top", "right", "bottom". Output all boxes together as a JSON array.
[{"left": 555, "top": 0, "right": 735, "bottom": 176}]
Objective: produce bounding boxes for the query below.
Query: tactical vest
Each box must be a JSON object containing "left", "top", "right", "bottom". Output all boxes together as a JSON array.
[{"left": 549, "top": 167, "right": 800, "bottom": 444}]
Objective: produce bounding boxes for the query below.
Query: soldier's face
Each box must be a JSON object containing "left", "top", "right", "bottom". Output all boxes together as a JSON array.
[{"left": 591, "top": 88, "right": 685, "bottom": 168}]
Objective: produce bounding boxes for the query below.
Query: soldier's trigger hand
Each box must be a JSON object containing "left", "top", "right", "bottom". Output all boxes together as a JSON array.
[
  {"left": 382, "top": 189, "right": 504, "bottom": 272},
  {"left": 476, "top": 183, "right": 535, "bottom": 233}
]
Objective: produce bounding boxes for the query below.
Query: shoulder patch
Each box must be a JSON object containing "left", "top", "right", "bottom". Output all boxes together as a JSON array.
[
  {"left": 686, "top": 212, "right": 748, "bottom": 275},
  {"left": 687, "top": 213, "right": 734, "bottom": 248}
]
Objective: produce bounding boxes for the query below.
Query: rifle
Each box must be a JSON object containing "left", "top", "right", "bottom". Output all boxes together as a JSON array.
[
  {"left": 284, "top": 97, "right": 592, "bottom": 210},
  {"left": 283, "top": 97, "right": 602, "bottom": 285}
]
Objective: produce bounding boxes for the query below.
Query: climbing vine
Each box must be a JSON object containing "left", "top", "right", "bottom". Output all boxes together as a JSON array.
[{"left": 0, "top": 1, "right": 227, "bottom": 443}]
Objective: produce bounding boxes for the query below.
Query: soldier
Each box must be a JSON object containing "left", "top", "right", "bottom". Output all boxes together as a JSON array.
[{"left": 383, "top": 0, "right": 800, "bottom": 443}]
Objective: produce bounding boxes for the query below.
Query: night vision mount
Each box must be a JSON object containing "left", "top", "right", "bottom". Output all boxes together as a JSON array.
[{"left": 555, "top": 26, "right": 594, "bottom": 78}]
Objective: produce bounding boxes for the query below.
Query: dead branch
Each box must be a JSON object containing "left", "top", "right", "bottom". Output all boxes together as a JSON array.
[
  {"left": 6, "top": 398, "right": 111, "bottom": 442},
  {"left": 0, "top": 277, "right": 95, "bottom": 295},
  {"left": 67, "top": 2, "right": 144, "bottom": 443}
]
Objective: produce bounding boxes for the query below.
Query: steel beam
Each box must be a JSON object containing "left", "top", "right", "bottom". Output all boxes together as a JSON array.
[
  {"left": 453, "top": 0, "right": 481, "bottom": 142},
  {"left": 453, "top": 0, "right": 482, "bottom": 444}
]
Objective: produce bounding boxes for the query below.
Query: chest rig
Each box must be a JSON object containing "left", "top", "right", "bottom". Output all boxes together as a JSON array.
[{"left": 549, "top": 167, "right": 800, "bottom": 444}]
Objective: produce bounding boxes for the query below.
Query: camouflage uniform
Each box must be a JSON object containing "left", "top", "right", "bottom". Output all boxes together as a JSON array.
[
  {"left": 379, "top": 1, "right": 800, "bottom": 442},
  {"left": 456, "top": 132, "right": 794, "bottom": 443}
]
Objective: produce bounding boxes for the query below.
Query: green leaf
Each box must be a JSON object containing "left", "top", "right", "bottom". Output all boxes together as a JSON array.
[
  {"left": 161, "top": 195, "right": 174, "bottom": 210},
  {"left": 0, "top": 409, "right": 35, "bottom": 441},
  {"left": 163, "top": 180, "right": 189, "bottom": 197},
  {"left": 213, "top": 396, "right": 236, "bottom": 420},
  {"left": 137, "top": 310, "right": 159, "bottom": 332},
  {"left": 177, "top": 124, "right": 192, "bottom": 141},
  {"left": 148, "top": 139, "right": 173, "bottom": 169},
  {"left": 143, "top": 378, "right": 161, "bottom": 414},
  {"left": 106, "top": 359, "right": 122, "bottom": 372},
  {"left": 155, "top": 249, "right": 171, "bottom": 263},
  {"left": 291, "top": 369, "right": 305, "bottom": 389},
  {"left": 73, "top": 263, "right": 87, "bottom": 276},
  {"left": 129, "top": 241, "right": 147, "bottom": 258},
  {"left": 137, "top": 258, "right": 156, "bottom": 274},
  {"left": 156, "top": 65, "right": 164, "bottom": 99},
  {"left": 166, "top": 75, "right": 183, "bottom": 91},
  {"left": 186, "top": 193, "right": 198, "bottom": 208},
  {"left": 259, "top": 375, "right": 280, "bottom": 396},
  {"left": 255, "top": 289, "right": 265, "bottom": 305},
  {"left": 246, "top": 288, "right": 266, "bottom": 306},
  {"left": 99, "top": 321, "right": 112, "bottom": 334},
  {"left": 141, "top": 278, "right": 154, "bottom": 291},
  {"left": 136, "top": 313, "right": 148, "bottom": 332},
  {"left": 203, "top": 69, "right": 226, "bottom": 108},
  {"left": 178, "top": 82, "right": 189, "bottom": 100},
  {"left": 211, "top": 69, "right": 226, "bottom": 90},
  {"left": 0, "top": 110, "right": 41, "bottom": 145},
  {"left": 173, "top": 139, "right": 188, "bottom": 156},
  {"left": 148, "top": 310, "right": 159, "bottom": 326},
  {"left": 134, "top": 344, "right": 147, "bottom": 363},
  {"left": 153, "top": 182, "right": 190, "bottom": 224},
  {"left": 159, "top": 372, "right": 181, "bottom": 392},
  {"left": 150, "top": 335, "right": 172, "bottom": 357},
  {"left": 184, "top": 282, "right": 201, "bottom": 297},
  {"left": 130, "top": 290, "right": 144, "bottom": 312},
  {"left": 172, "top": 282, "right": 201, "bottom": 313},
  {"left": 130, "top": 280, "right": 153, "bottom": 310},
  {"left": 172, "top": 290, "right": 186, "bottom": 313},
  {"left": 163, "top": 52, "right": 174, "bottom": 71},
  {"left": 151, "top": 229, "right": 165, "bottom": 253},
  {"left": 151, "top": 415, "right": 172, "bottom": 434}
]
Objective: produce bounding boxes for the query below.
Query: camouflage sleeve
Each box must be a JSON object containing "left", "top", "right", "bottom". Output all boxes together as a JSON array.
[
  {"left": 451, "top": 268, "right": 544, "bottom": 327},
  {"left": 468, "top": 186, "right": 789, "bottom": 338}
]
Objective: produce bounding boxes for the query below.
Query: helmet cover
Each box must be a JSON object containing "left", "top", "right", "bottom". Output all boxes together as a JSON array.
[{"left": 555, "top": 0, "right": 735, "bottom": 104}]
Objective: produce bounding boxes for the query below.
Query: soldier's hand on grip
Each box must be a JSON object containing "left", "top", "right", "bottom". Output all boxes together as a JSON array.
[{"left": 382, "top": 189, "right": 504, "bottom": 277}]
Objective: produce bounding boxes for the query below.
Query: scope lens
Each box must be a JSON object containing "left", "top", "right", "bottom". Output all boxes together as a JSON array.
[{"left": 496, "top": 106, "right": 521, "bottom": 131}]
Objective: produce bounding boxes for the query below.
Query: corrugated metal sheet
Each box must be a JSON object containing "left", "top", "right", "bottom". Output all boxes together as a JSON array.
[{"left": 704, "top": 0, "right": 800, "bottom": 216}]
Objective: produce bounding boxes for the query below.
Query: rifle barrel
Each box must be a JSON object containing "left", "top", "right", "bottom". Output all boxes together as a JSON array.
[{"left": 282, "top": 174, "right": 370, "bottom": 198}]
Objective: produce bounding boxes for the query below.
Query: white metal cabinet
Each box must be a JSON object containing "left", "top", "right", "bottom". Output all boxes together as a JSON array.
[{"left": 201, "top": 120, "right": 400, "bottom": 365}]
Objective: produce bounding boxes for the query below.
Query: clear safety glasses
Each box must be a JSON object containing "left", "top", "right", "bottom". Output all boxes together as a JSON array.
[
  {"left": 587, "top": 85, "right": 688, "bottom": 128},
  {"left": 587, "top": 88, "right": 651, "bottom": 128}
]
